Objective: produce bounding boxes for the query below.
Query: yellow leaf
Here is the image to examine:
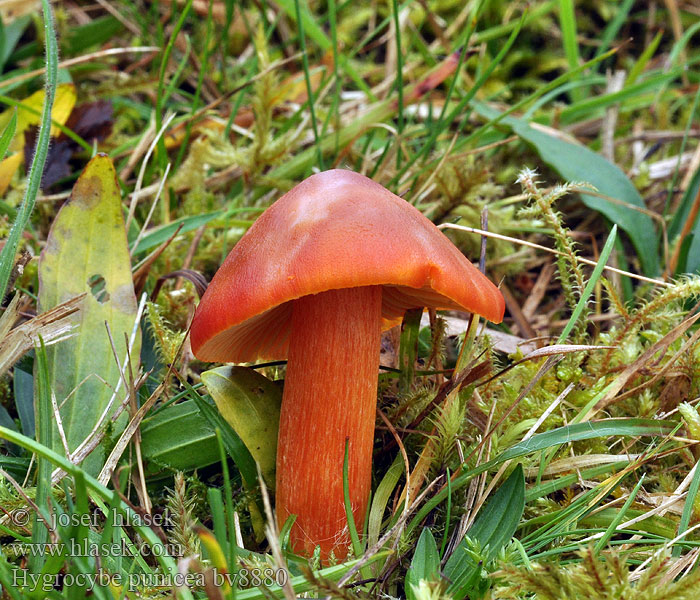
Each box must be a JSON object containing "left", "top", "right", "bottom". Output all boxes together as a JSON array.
[
  {"left": 200, "top": 365, "right": 281, "bottom": 489},
  {"left": 38, "top": 154, "right": 140, "bottom": 475},
  {"left": 0, "top": 152, "right": 22, "bottom": 196},
  {"left": 0, "top": 83, "right": 76, "bottom": 154},
  {"left": 0, "top": 0, "right": 40, "bottom": 21}
]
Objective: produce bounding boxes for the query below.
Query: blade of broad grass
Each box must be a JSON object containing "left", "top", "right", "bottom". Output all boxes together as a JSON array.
[
  {"left": 343, "top": 441, "right": 363, "bottom": 559},
  {"left": 405, "top": 528, "right": 440, "bottom": 600},
  {"left": 557, "top": 225, "right": 617, "bottom": 344},
  {"left": 12, "top": 362, "right": 33, "bottom": 440},
  {"left": 674, "top": 460, "right": 700, "bottom": 557},
  {"left": 139, "top": 398, "right": 221, "bottom": 471},
  {"left": 399, "top": 308, "right": 422, "bottom": 395},
  {"left": 0, "top": 426, "right": 194, "bottom": 600},
  {"left": 30, "top": 338, "right": 52, "bottom": 572},
  {"left": 407, "top": 418, "right": 670, "bottom": 534},
  {"left": 444, "top": 465, "right": 524, "bottom": 598},
  {"left": 187, "top": 383, "right": 259, "bottom": 490},
  {"left": 558, "top": 0, "right": 583, "bottom": 103},
  {"left": 669, "top": 166, "right": 700, "bottom": 274},
  {"left": 0, "top": 0, "right": 56, "bottom": 301},
  {"left": 594, "top": 474, "right": 645, "bottom": 554},
  {"left": 367, "top": 454, "right": 403, "bottom": 549},
  {"left": 458, "top": 465, "right": 524, "bottom": 562}
]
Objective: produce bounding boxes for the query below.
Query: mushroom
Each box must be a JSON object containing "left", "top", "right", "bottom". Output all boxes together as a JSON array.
[{"left": 190, "top": 170, "right": 505, "bottom": 560}]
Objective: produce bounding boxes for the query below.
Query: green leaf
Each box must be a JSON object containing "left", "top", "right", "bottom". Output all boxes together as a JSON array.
[
  {"left": 399, "top": 308, "right": 422, "bottom": 395},
  {"left": 62, "top": 16, "right": 124, "bottom": 54},
  {"left": 140, "top": 399, "right": 219, "bottom": 472},
  {"left": 472, "top": 102, "right": 660, "bottom": 276},
  {"left": 37, "top": 154, "right": 140, "bottom": 475},
  {"left": 406, "top": 528, "right": 441, "bottom": 600},
  {"left": 200, "top": 366, "right": 282, "bottom": 488},
  {"left": 191, "top": 390, "right": 258, "bottom": 489},
  {"left": 0, "top": 16, "right": 31, "bottom": 72},
  {"left": 443, "top": 465, "right": 524, "bottom": 599},
  {"left": 12, "top": 364, "right": 33, "bottom": 439},
  {"left": 466, "top": 465, "right": 524, "bottom": 560}
]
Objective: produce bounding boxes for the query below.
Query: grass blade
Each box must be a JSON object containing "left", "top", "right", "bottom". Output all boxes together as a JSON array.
[
  {"left": 293, "top": 0, "right": 323, "bottom": 169},
  {"left": 0, "top": 425, "right": 194, "bottom": 599},
  {"left": 558, "top": 0, "right": 583, "bottom": 103},
  {"left": 0, "top": 0, "right": 57, "bottom": 300},
  {"left": 558, "top": 225, "right": 617, "bottom": 344},
  {"left": 408, "top": 418, "right": 670, "bottom": 533},
  {"left": 594, "top": 474, "right": 645, "bottom": 554}
]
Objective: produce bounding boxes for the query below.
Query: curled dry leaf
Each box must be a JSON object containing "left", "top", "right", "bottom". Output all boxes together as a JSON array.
[
  {"left": 0, "top": 293, "right": 83, "bottom": 377},
  {"left": 150, "top": 269, "right": 208, "bottom": 302}
]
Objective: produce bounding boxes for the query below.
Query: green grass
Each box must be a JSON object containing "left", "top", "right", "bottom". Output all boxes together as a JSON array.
[{"left": 0, "top": 1, "right": 699, "bottom": 599}]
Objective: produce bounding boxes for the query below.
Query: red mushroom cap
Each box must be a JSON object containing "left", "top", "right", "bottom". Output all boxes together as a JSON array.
[{"left": 190, "top": 169, "right": 505, "bottom": 363}]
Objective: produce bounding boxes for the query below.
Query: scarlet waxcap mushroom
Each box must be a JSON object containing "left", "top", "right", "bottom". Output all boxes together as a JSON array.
[{"left": 190, "top": 169, "right": 504, "bottom": 560}]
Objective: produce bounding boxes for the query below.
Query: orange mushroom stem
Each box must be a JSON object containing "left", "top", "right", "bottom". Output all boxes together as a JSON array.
[{"left": 277, "top": 286, "right": 381, "bottom": 558}]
